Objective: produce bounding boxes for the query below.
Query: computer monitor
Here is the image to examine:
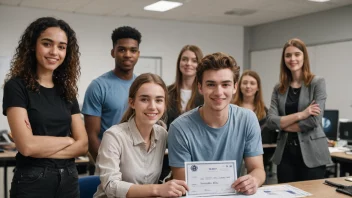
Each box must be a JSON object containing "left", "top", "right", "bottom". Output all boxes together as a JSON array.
[
  {"left": 339, "top": 121, "right": 352, "bottom": 142},
  {"left": 322, "top": 110, "right": 339, "bottom": 141}
]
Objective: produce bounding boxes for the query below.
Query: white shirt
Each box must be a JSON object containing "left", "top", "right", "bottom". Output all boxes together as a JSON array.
[
  {"left": 180, "top": 89, "right": 192, "bottom": 111},
  {"left": 93, "top": 117, "right": 167, "bottom": 198}
]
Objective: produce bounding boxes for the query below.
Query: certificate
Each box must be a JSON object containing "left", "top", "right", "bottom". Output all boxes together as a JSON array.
[{"left": 185, "top": 160, "right": 237, "bottom": 196}]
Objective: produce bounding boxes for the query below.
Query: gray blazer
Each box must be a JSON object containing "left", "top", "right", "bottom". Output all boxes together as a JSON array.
[{"left": 266, "top": 76, "right": 332, "bottom": 168}]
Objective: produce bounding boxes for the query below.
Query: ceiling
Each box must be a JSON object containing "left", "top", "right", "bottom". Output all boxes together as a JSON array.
[{"left": 1, "top": 0, "right": 351, "bottom": 26}]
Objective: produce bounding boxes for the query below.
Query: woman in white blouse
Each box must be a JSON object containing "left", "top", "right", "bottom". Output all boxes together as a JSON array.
[{"left": 94, "top": 73, "right": 188, "bottom": 198}]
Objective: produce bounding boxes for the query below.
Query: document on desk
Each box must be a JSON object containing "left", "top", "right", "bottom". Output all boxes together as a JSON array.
[
  {"left": 186, "top": 185, "right": 311, "bottom": 198},
  {"left": 185, "top": 160, "right": 237, "bottom": 196},
  {"left": 186, "top": 190, "right": 270, "bottom": 197},
  {"left": 258, "top": 184, "right": 312, "bottom": 197}
]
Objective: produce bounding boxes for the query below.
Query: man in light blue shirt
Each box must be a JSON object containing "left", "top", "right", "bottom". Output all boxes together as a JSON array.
[
  {"left": 168, "top": 52, "right": 265, "bottom": 195},
  {"left": 82, "top": 26, "right": 141, "bottom": 161}
]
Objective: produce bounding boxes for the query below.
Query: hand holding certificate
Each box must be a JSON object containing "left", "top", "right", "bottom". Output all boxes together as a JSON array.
[
  {"left": 185, "top": 160, "right": 237, "bottom": 196},
  {"left": 232, "top": 174, "right": 259, "bottom": 195}
]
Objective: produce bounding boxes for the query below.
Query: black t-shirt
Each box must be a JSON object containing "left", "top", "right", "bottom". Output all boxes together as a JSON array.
[
  {"left": 2, "top": 77, "right": 80, "bottom": 168},
  {"left": 285, "top": 86, "right": 301, "bottom": 140}
]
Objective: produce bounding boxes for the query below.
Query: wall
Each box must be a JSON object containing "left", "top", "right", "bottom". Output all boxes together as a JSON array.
[
  {"left": 248, "top": 5, "right": 352, "bottom": 119},
  {"left": 249, "top": 5, "right": 352, "bottom": 51},
  {"left": 0, "top": 5, "right": 244, "bottom": 130}
]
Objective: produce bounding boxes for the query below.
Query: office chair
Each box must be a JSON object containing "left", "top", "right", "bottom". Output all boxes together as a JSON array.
[{"left": 78, "top": 175, "right": 100, "bottom": 198}]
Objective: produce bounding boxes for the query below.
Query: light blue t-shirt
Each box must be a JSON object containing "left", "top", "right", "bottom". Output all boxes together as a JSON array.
[
  {"left": 168, "top": 104, "right": 263, "bottom": 177},
  {"left": 82, "top": 71, "right": 136, "bottom": 139}
]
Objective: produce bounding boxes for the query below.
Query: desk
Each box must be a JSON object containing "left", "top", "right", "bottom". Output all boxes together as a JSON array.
[
  {"left": 282, "top": 177, "right": 352, "bottom": 198},
  {"left": 0, "top": 151, "right": 17, "bottom": 198},
  {"left": 262, "top": 144, "right": 277, "bottom": 148},
  {"left": 331, "top": 152, "right": 352, "bottom": 162},
  {"left": 260, "top": 145, "right": 352, "bottom": 177},
  {"left": 0, "top": 151, "right": 89, "bottom": 198},
  {"left": 262, "top": 144, "right": 276, "bottom": 180},
  {"left": 331, "top": 152, "right": 352, "bottom": 177}
]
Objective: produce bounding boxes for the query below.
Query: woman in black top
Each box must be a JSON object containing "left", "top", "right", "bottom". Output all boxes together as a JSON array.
[
  {"left": 160, "top": 45, "right": 204, "bottom": 182},
  {"left": 266, "top": 38, "right": 331, "bottom": 183},
  {"left": 166, "top": 45, "right": 204, "bottom": 129},
  {"left": 3, "top": 17, "right": 88, "bottom": 198}
]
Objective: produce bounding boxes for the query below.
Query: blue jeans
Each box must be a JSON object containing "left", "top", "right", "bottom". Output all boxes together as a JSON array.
[{"left": 10, "top": 165, "right": 79, "bottom": 198}]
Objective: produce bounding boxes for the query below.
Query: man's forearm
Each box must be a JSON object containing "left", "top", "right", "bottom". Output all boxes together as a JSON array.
[
  {"left": 171, "top": 167, "right": 185, "bottom": 181},
  {"left": 248, "top": 168, "right": 266, "bottom": 187},
  {"left": 89, "top": 137, "right": 101, "bottom": 161}
]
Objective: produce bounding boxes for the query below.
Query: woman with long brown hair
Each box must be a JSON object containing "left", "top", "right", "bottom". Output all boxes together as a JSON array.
[
  {"left": 233, "top": 70, "right": 276, "bottom": 180},
  {"left": 233, "top": 70, "right": 266, "bottom": 123},
  {"left": 166, "top": 45, "right": 204, "bottom": 128},
  {"left": 161, "top": 45, "right": 204, "bottom": 182},
  {"left": 3, "top": 17, "right": 88, "bottom": 197},
  {"left": 266, "top": 38, "right": 331, "bottom": 183},
  {"left": 94, "top": 73, "right": 188, "bottom": 198}
]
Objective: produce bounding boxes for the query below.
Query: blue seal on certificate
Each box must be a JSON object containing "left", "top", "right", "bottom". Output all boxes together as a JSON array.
[{"left": 191, "top": 165, "right": 198, "bottom": 172}]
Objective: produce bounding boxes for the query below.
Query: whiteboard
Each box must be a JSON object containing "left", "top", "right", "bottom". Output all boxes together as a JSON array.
[
  {"left": 250, "top": 41, "right": 352, "bottom": 119},
  {"left": 134, "top": 56, "right": 162, "bottom": 77},
  {"left": 250, "top": 48, "right": 281, "bottom": 107},
  {"left": 314, "top": 41, "right": 352, "bottom": 119}
]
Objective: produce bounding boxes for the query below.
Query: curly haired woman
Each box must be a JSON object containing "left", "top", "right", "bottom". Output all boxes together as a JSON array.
[{"left": 2, "top": 17, "right": 88, "bottom": 198}]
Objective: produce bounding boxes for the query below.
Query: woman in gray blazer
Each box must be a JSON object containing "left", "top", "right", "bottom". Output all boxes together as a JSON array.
[{"left": 266, "top": 38, "right": 332, "bottom": 183}]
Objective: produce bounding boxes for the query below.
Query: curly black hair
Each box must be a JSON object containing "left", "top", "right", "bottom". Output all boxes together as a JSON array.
[
  {"left": 111, "top": 26, "right": 142, "bottom": 47},
  {"left": 5, "top": 17, "right": 80, "bottom": 102}
]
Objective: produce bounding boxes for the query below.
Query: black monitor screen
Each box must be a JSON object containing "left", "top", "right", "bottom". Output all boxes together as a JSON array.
[{"left": 322, "top": 110, "right": 339, "bottom": 141}]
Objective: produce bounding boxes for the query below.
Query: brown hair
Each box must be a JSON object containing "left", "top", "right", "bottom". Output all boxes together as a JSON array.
[
  {"left": 233, "top": 70, "right": 266, "bottom": 120},
  {"left": 168, "top": 45, "right": 203, "bottom": 113},
  {"left": 196, "top": 52, "right": 240, "bottom": 85},
  {"left": 120, "top": 73, "right": 168, "bottom": 123},
  {"left": 279, "top": 38, "right": 314, "bottom": 94},
  {"left": 5, "top": 17, "right": 80, "bottom": 101}
]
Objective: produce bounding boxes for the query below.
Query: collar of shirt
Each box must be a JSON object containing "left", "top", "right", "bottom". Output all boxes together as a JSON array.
[{"left": 127, "top": 116, "right": 159, "bottom": 146}]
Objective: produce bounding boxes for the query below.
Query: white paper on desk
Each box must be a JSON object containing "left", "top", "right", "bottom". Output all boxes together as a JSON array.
[
  {"left": 258, "top": 184, "right": 312, "bottom": 197},
  {"left": 185, "top": 160, "right": 237, "bottom": 197},
  {"left": 329, "top": 147, "right": 350, "bottom": 153},
  {"left": 186, "top": 190, "right": 272, "bottom": 197}
]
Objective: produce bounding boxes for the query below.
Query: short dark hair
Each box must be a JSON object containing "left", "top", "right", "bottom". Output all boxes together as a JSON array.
[
  {"left": 196, "top": 52, "right": 240, "bottom": 84},
  {"left": 111, "top": 26, "right": 142, "bottom": 47}
]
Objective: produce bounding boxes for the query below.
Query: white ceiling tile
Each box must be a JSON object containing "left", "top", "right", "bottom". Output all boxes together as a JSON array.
[
  {"left": 75, "top": 0, "right": 122, "bottom": 15},
  {"left": 56, "top": 0, "right": 91, "bottom": 12},
  {"left": 20, "top": 0, "right": 72, "bottom": 10},
  {"left": 1, "top": 0, "right": 352, "bottom": 26},
  {"left": 0, "top": 0, "right": 22, "bottom": 6}
]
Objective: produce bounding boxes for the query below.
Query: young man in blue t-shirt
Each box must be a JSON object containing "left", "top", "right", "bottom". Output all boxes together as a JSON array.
[
  {"left": 82, "top": 26, "right": 141, "bottom": 161},
  {"left": 168, "top": 52, "right": 265, "bottom": 195}
]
